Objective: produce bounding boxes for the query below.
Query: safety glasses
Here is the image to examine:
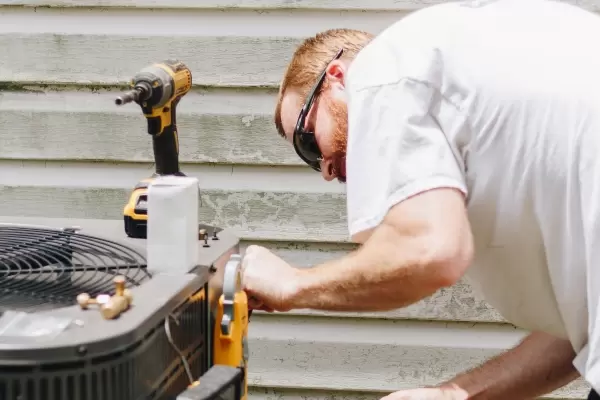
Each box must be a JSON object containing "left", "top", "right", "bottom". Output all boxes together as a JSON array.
[{"left": 293, "top": 48, "right": 344, "bottom": 172}]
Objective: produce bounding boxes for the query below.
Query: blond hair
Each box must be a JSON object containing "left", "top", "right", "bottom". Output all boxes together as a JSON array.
[{"left": 274, "top": 28, "right": 374, "bottom": 138}]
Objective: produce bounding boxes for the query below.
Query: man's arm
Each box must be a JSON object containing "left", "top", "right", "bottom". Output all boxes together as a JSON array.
[
  {"left": 288, "top": 187, "right": 474, "bottom": 312},
  {"left": 442, "top": 331, "right": 579, "bottom": 400}
]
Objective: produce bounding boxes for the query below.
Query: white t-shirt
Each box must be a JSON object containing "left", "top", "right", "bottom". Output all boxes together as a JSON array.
[{"left": 344, "top": 0, "right": 600, "bottom": 390}]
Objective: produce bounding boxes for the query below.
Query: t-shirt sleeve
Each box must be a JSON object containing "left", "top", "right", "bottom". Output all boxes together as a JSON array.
[{"left": 345, "top": 77, "right": 469, "bottom": 238}]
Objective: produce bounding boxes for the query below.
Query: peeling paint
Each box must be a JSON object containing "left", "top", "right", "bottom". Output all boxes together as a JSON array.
[{"left": 242, "top": 114, "right": 256, "bottom": 127}]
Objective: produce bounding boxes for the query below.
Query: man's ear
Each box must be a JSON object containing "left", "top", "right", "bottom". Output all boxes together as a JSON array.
[{"left": 325, "top": 60, "right": 346, "bottom": 88}]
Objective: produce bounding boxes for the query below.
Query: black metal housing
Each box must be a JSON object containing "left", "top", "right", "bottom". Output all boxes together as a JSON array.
[{"left": 0, "top": 217, "right": 241, "bottom": 400}]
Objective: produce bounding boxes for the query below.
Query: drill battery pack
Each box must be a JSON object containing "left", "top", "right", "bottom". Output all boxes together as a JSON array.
[{"left": 123, "top": 179, "right": 151, "bottom": 238}]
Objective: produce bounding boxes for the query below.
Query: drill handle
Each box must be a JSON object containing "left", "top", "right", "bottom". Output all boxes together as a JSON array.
[
  {"left": 151, "top": 98, "right": 183, "bottom": 176},
  {"left": 152, "top": 124, "right": 181, "bottom": 175}
]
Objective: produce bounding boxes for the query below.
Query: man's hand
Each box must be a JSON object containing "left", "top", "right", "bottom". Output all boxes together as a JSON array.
[
  {"left": 241, "top": 245, "right": 299, "bottom": 312},
  {"left": 379, "top": 386, "right": 468, "bottom": 400}
]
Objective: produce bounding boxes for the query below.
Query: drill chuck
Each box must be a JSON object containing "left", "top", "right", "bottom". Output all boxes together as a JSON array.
[{"left": 115, "top": 82, "right": 152, "bottom": 106}]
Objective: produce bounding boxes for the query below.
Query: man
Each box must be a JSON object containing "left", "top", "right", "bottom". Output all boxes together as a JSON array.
[{"left": 240, "top": 0, "right": 600, "bottom": 398}]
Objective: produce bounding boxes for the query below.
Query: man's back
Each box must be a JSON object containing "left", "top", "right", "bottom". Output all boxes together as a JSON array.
[{"left": 345, "top": 0, "right": 600, "bottom": 384}]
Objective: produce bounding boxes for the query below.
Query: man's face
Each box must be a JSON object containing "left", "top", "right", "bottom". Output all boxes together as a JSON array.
[{"left": 279, "top": 61, "right": 349, "bottom": 183}]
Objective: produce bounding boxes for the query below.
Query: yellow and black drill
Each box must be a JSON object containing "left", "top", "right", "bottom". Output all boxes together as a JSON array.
[
  {"left": 115, "top": 59, "right": 192, "bottom": 238},
  {"left": 115, "top": 61, "right": 251, "bottom": 400}
]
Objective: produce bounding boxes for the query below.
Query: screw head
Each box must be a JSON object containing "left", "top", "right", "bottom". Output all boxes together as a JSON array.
[{"left": 76, "top": 345, "right": 87, "bottom": 356}]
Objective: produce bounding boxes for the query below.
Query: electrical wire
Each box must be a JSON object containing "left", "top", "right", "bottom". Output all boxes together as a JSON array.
[{"left": 164, "top": 314, "right": 195, "bottom": 385}]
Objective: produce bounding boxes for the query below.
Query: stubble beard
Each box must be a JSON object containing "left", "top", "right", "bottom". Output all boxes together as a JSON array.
[{"left": 326, "top": 96, "right": 349, "bottom": 183}]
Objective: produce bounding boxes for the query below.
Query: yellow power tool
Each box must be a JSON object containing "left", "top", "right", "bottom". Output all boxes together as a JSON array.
[
  {"left": 213, "top": 254, "right": 249, "bottom": 400},
  {"left": 180, "top": 255, "right": 250, "bottom": 400},
  {"left": 116, "top": 59, "right": 192, "bottom": 239}
]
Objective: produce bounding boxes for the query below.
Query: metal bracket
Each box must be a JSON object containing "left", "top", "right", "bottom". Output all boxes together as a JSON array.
[{"left": 220, "top": 254, "right": 241, "bottom": 336}]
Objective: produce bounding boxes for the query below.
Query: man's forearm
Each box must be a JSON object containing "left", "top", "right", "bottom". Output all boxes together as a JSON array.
[
  {"left": 288, "top": 223, "right": 467, "bottom": 312},
  {"left": 443, "top": 331, "right": 579, "bottom": 400},
  {"left": 290, "top": 250, "right": 438, "bottom": 312}
]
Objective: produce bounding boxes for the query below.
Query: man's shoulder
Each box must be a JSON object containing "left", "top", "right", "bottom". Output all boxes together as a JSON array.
[{"left": 346, "top": 2, "right": 468, "bottom": 91}]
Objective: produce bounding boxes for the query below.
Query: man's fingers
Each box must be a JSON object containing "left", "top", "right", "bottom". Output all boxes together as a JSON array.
[
  {"left": 247, "top": 296, "right": 275, "bottom": 312},
  {"left": 248, "top": 296, "right": 263, "bottom": 309}
]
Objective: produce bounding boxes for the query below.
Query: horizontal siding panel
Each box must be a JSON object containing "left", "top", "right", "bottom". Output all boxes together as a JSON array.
[
  {"left": 0, "top": 0, "right": 441, "bottom": 10},
  {"left": 0, "top": 160, "right": 346, "bottom": 241},
  {"left": 0, "top": 88, "right": 303, "bottom": 166},
  {"left": 0, "top": 185, "right": 347, "bottom": 242},
  {"left": 0, "top": 7, "right": 404, "bottom": 36},
  {"left": 3, "top": 0, "right": 600, "bottom": 13},
  {"left": 0, "top": 7, "right": 405, "bottom": 87},
  {"left": 247, "top": 314, "right": 589, "bottom": 399},
  {"left": 0, "top": 160, "right": 343, "bottom": 194},
  {"left": 0, "top": 34, "right": 301, "bottom": 88}
]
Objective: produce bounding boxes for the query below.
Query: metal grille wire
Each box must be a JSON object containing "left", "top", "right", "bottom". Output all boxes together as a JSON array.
[{"left": 0, "top": 224, "right": 151, "bottom": 312}]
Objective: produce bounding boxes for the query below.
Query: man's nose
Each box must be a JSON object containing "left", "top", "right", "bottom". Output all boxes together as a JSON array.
[{"left": 320, "top": 160, "right": 335, "bottom": 182}]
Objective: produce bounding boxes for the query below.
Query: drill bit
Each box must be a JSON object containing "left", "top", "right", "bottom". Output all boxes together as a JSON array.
[{"left": 115, "top": 88, "right": 143, "bottom": 105}]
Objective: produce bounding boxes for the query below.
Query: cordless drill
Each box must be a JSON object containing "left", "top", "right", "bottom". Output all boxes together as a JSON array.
[{"left": 115, "top": 59, "right": 193, "bottom": 238}]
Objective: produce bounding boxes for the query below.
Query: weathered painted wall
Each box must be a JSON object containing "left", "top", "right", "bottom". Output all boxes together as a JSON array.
[{"left": 0, "top": 1, "right": 595, "bottom": 398}]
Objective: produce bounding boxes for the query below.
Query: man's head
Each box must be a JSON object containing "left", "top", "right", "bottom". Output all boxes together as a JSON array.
[{"left": 274, "top": 28, "right": 374, "bottom": 183}]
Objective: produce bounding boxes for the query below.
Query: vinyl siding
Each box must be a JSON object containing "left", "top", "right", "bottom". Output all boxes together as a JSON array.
[{"left": 0, "top": 1, "right": 594, "bottom": 398}]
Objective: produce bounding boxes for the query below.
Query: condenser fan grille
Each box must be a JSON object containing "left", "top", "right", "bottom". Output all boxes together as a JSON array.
[{"left": 0, "top": 225, "right": 151, "bottom": 312}]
